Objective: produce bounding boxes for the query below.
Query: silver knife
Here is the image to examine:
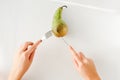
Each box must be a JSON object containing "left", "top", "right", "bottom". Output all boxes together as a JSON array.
[{"left": 61, "top": 37, "right": 69, "bottom": 46}]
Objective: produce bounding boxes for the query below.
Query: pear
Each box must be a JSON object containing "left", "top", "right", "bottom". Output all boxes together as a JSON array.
[{"left": 52, "top": 5, "right": 68, "bottom": 37}]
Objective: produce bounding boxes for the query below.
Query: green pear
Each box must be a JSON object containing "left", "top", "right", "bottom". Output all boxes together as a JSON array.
[{"left": 52, "top": 5, "right": 68, "bottom": 37}]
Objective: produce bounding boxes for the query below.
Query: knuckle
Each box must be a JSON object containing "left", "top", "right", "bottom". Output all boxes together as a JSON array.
[
  {"left": 80, "top": 62, "right": 85, "bottom": 68},
  {"left": 20, "top": 42, "right": 27, "bottom": 48},
  {"left": 22, "top": 52, "right": 28, "bottom": 58},
  {"left": 78, "top": 61, "right": 85, "bottom": 66},
  {"left": 88, "top": 58, "right": 93, "bottom": 62},
  {"left": 25, "top": 42, "right": 29, "bottom": 45}
]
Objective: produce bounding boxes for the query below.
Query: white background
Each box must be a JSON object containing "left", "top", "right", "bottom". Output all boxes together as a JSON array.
[{"left": 0, "top": 0, "right": 120, "bottom": 80}]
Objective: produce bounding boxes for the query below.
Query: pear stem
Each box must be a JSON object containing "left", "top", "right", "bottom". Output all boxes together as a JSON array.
[{"left": 61, "top": 5, "right": 67, "bottom": 9}]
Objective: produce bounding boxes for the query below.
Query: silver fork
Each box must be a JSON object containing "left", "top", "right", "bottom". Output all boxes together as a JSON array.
[{"left": 41, "top": 30, "right": 53, "bottom": 41}]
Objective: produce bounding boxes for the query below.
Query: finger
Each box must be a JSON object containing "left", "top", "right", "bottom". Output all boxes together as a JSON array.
[
  {"left": 29, "top": 40, "right": 42, "bottom": 60},
  {"left": 21, "top": 42, "right": 33, "bottom": 52},
  {"left": 69, "top": 46, "right": 81, "bottom": 62},
  {"left": 78, "top": 52, "right": 85, "bottom": 58},
  {"left": 78, "top": 52, "right": 86, "bottom": 60},
  {"left": 29, "top": 49, "right": 36, "bottom": 62},
  {"left": 26, "top": 40, "right": 42, "bottom": 56},
  {"left": 78, "top": 52, "right": 88, "bottom": 63},
  {"left": 73, "top": 58, "right": 79, "bottom": 68}
]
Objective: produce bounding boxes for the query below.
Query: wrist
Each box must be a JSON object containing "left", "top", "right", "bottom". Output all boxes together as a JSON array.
[
  {"left": 9, "top": 75, "right": 21, "bottom": 80},
  {"left": 8, "top": 71, "right": 23, "bottom": 80},
  {"left": 9, "top": 74, "right": 21, "bottom": 80},
  {"left": 86, "top": 75, "right": 101, "bottom": 80}
]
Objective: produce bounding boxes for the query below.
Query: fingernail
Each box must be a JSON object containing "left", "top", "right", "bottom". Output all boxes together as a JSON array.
[
  {"left": 40, "top": 40, "right": 42, "bottom": 42},
  {"left": 37, "top": 40, "right": 42, "bottom": 43},
  {"left": 69, "top": 45, "right": 72, "bottom": 49}
]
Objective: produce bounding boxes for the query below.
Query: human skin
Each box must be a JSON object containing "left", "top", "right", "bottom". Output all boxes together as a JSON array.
[
  {"left": 8, "top": 40, "right": 42, "bottom": 80},
  {"left": 8, "top": 40, "right": 101, "bottom": 80},
  {"left": 69, "top": 46, "right": 101, "bottom": 80}
]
